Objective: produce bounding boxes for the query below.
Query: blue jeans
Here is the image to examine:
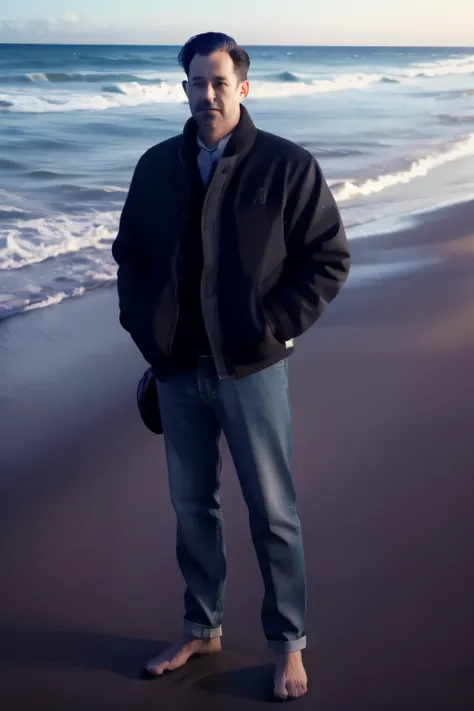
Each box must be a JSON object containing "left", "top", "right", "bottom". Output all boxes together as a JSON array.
[{"left": 156, "top": 356, "right": 307, "bottom": 653}]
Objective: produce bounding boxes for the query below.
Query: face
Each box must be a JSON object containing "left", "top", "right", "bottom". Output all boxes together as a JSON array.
[{"left": 183, "top": 51, "right": 249, "bottom": 134}]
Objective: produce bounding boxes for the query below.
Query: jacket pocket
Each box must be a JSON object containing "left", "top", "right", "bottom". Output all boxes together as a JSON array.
[
  {"left": 258, "top": 288, "right": 285, "bottom": 347},
  {"left": 126, "top": 306, "right": 162, "bottom": 367}
]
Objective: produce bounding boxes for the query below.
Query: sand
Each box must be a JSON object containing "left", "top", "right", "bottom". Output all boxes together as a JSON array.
[{"left": 1, "top": 200, "right": 473, "bottom": 710}]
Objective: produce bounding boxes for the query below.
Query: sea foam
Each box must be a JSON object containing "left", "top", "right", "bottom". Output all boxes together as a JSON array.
[{"left": 333, "top": 133, "right": 474, "bottom": 202}]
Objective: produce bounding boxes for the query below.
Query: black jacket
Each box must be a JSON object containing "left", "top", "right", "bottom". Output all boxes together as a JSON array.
[
  {"left": 112, "top": 105, "right": 350, "bottom": 381},
  {"left": 168, "top": 145, "right": 213, "bottom": 368}
]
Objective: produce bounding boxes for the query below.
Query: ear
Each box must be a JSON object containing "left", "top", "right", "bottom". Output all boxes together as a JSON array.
[
  {"left": 182, "top": 80, "right": 189, "bottom": 98},
  {"left": 239, "top": 81, "right": 250, "bottom": 100}
]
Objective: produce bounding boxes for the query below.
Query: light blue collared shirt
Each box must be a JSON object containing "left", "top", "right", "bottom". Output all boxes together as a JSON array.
[{"left": 197, "top": 134, "right": 232, "bottom": 185}]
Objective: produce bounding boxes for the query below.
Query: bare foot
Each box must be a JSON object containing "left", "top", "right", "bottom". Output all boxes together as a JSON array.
[
  {"left": 274, "top": 650, "right": 308, "bottom": 700},
  {"left": 144, "top": 634, "right": 222, "bottom": 676}
]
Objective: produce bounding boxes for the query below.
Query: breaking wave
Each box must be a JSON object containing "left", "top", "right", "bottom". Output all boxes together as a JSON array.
[{"left": 333, "top": 133, "right": 474, "bottom": 202}]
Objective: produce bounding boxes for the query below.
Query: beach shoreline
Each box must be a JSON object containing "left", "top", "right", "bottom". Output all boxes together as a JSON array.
[
  {"left": 1, "top": 200, "right": 474, "bottom": 709},
  {"left": 3, "top": 43, "right": 474, "bottom": 324}
]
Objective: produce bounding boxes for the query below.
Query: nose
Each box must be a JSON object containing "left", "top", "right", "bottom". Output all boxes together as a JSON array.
[{"left": 204, "top": 82, "right": 216, "bottom": 103}]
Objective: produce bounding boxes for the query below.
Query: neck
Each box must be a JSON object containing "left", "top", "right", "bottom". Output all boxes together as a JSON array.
[
  {"left": 197, "top": 130, "right": 223, "bottom": 151},
  {"left": 198, "top": 111, "right": 241, "bottom": 150},
  {"left": 182, "top": 105, "right": 255, "bottom": 163}
]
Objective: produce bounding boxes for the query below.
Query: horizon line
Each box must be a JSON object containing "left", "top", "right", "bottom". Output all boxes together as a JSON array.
[{"left": 1, "top": 41, "right": 474, "bottom": 49}]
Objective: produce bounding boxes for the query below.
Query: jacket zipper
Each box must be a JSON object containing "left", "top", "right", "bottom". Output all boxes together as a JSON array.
[
  {"left": 169, "top": 159, "right": 187, "bottom": 356},
  {"left": 200, "top": 165, "right": 231, "bottom": 380},
  {"left": 168, "top": 248, "right": 182, "bottom": 357}
]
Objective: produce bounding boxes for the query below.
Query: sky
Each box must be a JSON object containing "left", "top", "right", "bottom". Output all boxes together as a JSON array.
[{"left": 0, "top": 0, "right": 473, "bottom": 46}]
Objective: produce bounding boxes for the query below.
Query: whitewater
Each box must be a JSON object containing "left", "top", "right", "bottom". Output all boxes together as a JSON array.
[{"left": 1, "top": 43, "right": 474, "bottom": 319}]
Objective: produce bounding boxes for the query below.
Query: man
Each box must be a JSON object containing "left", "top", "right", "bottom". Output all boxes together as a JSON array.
[{"left": 112, "top": 32, "right": 350, "bottom": 701}]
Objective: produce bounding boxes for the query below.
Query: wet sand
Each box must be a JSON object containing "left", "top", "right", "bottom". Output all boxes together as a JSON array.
[{"left": 1, "top": 201, "right": 474, "bottom": 710}]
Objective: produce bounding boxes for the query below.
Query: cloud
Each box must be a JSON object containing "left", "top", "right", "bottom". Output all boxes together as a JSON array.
[
  {"left": 0, "top": 15, "right": 137, "bottom": 43},
  {"left": 61, "top": 13, "right": 80, "bottom": 24},
  {"left": 0, "top": 14, "right": 97, "bottom": 41},
  {"left": 32, "top": 14, "right": 89, "bottom": 33},
  {"left": 0, "top": 15, "right": 189, "bottom": 44}
]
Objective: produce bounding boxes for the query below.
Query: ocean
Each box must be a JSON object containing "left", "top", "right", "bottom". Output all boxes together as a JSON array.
[{"left": 1, "top": 43, "right": 474, "bottom": 320}]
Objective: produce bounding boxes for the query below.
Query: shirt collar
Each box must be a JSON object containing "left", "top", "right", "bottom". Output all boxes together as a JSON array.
[{"left": 197, "top": 133, "right": 232, "bottom": 156}]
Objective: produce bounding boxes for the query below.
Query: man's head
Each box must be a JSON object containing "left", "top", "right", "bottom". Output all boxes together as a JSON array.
[{"left": 179, "top": 32, "right": 250, "bottom": 141}]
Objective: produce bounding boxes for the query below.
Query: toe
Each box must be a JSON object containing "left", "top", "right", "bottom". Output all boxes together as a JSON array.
[
  {"left": 146, "top": 661, "right": 168, "bottom": 676},
  {"left": 287, "top": 680, "right": 307, "bottom": 699},
  {"left": 274, "top": 674, "right": 289, "bottom": 700},
  {"left": 296, "top": 681, "right": 307, "bottom": 698},
  {"left": 286, "top": 680, "right": 298, "bottom": 698}
]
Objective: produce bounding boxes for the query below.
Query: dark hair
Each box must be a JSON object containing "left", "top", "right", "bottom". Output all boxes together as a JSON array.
[{"left": 178, "top": 32, "right": 250, "bottom": 82}]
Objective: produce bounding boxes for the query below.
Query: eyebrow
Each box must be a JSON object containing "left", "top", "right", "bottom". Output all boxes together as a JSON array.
[{"left": 190, "top": 75, "right": 229, "bottom": 82}]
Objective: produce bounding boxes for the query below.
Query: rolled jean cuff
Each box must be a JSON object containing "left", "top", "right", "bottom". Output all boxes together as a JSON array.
[
  {"left": 267, "top": 635, "right": 307, "bottom": 653},
  {"left": 183, "top": 620, "right": 223, "bottom": 639}
]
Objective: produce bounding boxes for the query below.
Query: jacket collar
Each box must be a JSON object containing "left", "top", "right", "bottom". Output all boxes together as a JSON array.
[{"left": 180, "top": 104, "right": 257, "bottom": 165}]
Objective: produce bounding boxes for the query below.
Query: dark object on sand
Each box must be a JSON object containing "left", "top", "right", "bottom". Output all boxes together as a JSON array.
[{"left": 137, "top": 368, "right": 163, "bottom": 435}]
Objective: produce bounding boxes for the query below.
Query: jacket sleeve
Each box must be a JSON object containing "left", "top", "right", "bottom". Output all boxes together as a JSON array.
[
  {"left": 263, "top": 154, "right": 350, "bottom": 342},
  {"left": 111, "top": 159, "right": 148, "bottom": 335}
]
